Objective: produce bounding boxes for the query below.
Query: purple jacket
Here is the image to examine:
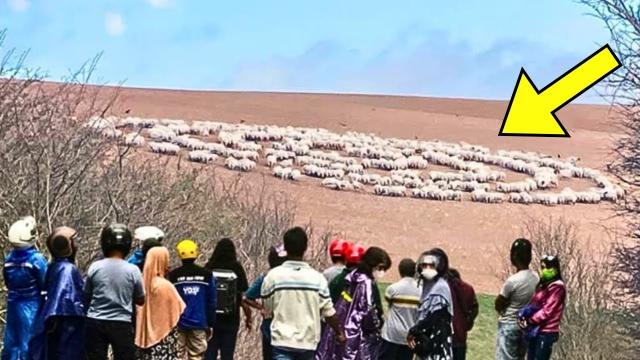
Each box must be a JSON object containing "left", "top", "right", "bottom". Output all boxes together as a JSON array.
[
  {"left": 528, "top": 280, "right": 566, "bottom": 333},
  {"left": 315, "top": 270, "right": 383, "bottom": 360}
]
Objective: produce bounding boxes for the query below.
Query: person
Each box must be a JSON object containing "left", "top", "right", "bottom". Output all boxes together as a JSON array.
[
  {"left": 519, "top": 255, "right": 566, "bottom": 360},
  {"left": 2, "top": 216, "right": 48, "bottom": 360},
  {"left": 29, "top": 226, "right": 86, "bottom": 360},
  {"left": 328, "top": 243, "right": 365, "bottom": 304},
  {"left": 448, "top": 268, "right": 479, "bottom": 360},
  {"left": 261, "top": 227, "right": 346, "bottom": 360},
  {"left": 323, "top": 238, "right": 351, "bottom": 284},
  {"left": 204, "top": 238, "right": 252, "bottom": 360},
  {"left": 84, "top": 223, "right": 145, "bottom": 360},
  {"left": 407, "top": 249, "right": 454, "bottom": 360},
  {"left": 127, "top": 226, "right": 165, "bottom": 272},
  {"left": 380, "top": 258, "right": 421, "bottom": 360},
  {"left": 243, "top": 245, "right": 288, "bottom": 360},
  {"left": 169, "top": 239, "right": 217, "bottom": 360},
  {"left": 316, "top": 246, "right": 392, "bottom": 360},
  {"left": 135, "top": 246, "right": 186, "bottom": 359},
  {"left": 495, "top": 238, "right": 538, "bottom": 360}
]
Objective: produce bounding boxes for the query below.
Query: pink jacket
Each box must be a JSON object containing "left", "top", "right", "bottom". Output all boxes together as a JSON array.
[{"left": 529, "top": 280, "right": 566, "bottom": 333}]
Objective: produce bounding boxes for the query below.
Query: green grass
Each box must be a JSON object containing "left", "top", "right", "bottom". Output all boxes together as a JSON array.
[{"left": 378, "top": 283, "right": 497, "bottom": 360}]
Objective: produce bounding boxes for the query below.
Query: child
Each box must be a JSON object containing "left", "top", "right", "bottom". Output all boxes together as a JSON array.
[
  {"left": 84, "top": 224, "right": 145, "bottom": 360},
  {"left": 29, "top": 226, "right": 86, "bottom": 360},
  {"left": 380, "top": 258, "right": 421, "bottom": 360},
  {"left": 243, "top": 245, "right": 287, "bottom": 360},
  {"left": 2, "top": 216, "right": 48, "bottom": 360},
  {"left": 323, "top": 238, "right": 351, "bottom": 284},
  {"left": 169, "top": 239, "right": 217, "bottom": 360}
]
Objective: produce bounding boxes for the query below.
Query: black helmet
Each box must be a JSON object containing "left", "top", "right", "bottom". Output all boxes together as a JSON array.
[{"left": 100, "top": 223, "right": 132, "bottom": 257}]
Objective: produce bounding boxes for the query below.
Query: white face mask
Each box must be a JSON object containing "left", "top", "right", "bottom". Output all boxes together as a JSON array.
[
  {"left": 421, "top": 268, "right": 438, "bottom": 280},
  {"left": 373, "top": 270, "right": 386, "bottom": 280}
]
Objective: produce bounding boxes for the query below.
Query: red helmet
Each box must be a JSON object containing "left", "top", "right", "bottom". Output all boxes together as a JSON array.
[
  {"left": 345, "top": 244, "right": 365, "bottom": 265},
  {"left": 329, "top": 238, "right": 350, "bottom": 257}
]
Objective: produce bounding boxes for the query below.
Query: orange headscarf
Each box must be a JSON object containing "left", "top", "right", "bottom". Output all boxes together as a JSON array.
[{"left": 135, "top": 247, "right": 185, "bottom": 349}]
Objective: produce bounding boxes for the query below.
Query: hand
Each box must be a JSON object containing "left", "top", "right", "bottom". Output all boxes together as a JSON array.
[
  {"left": 245, "top": 316, "right": 253, "bottom": 331},
  {"left": 407, "top": 335, "right": 416, "bottom": 350},
  {"left": 335, "top": 331, "right": 346, "bottom": 344},
  {"left": 518, "top": 318, "right": 528, "bottom": 329},
  {"left": 205, "top": 328, "right": 213, "bottom": 340}
]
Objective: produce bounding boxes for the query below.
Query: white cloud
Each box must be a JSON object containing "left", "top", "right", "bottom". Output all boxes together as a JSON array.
[
  {"left": 105, "top": 12, "right": 126, "bottom": 37},
  {"left": 146, "top": 0, "right": 172, "bottom": 9},
  {"left": 7, "top": 0, "right": 30, "bottom": 12}
]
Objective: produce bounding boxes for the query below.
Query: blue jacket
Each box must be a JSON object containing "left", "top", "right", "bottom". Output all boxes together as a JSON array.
[
  {"left": 28, "top": 259, "right": 85, "bottom": 360},
  {"left": 169, "top": 260, "right": 217, "bottom": 330},
  {"left": 2, "top": 247, "right": 48, "bottom": 360}
]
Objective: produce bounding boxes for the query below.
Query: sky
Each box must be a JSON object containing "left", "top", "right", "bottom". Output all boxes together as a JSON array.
[{"left": 0, "top": 0, "right": 612, "bottom": 102}]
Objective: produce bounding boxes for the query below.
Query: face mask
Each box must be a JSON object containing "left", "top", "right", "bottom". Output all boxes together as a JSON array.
[
  {"left": 540, "top": 268, "right": 557, "bottom": 282},
  {"left": 373, "top": 270, "right": 386, "bottom": 280},
  {"left": 421, "top": 268, "right": 438, "bottom": 280}
]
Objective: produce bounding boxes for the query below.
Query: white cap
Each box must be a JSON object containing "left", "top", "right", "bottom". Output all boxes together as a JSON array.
[
  {"left": 134, "top": 226, "right": 165, "bottom": 243},
  {"left": 8, "top": 216, "right": 37, "bottom": 248}
]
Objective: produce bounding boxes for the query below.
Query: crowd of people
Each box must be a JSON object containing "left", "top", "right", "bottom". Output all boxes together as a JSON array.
[{"left": 2, "top": 215, "right": 566, "bottom": 360}]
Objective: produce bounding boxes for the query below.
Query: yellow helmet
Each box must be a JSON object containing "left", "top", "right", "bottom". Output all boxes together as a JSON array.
[{"left": 176, "top": 239, "right": 198, "bottom": 260}]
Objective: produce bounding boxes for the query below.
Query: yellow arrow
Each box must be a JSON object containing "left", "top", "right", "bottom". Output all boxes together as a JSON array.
[{"left": 499, "top": 44, "right": 621, "bottom": 137}]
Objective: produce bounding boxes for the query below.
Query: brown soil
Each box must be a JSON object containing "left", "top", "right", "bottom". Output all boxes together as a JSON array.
[{"left": 110, "top": 87, "right": 625, "bottom": 293}]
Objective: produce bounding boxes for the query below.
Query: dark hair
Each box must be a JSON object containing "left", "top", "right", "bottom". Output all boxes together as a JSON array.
[
  {"left": 331, "top": 255, "right": 345, "bottom": 264},
  {"left": 205, "top": 238, "right": 237, "bottom": 270},
  {"left": 450, "top": 268, "right": 461, "bottom": 280},
  {"left": 142, "top": 239, "right": 162, "bottom": 257},
  {"left": 540, "top": 255, "right": 562, "bottom": 284},
  {"left": 398, "top": 258, "right": 416, "bottom": 278},
  {"left": 283, "top": 227, "right": 308, "bottom": 258},
  {"left": 511, "top": 238, "right": 532, "bottom": 267},
  {"left": 357, "top": 247, "right": 392, "bottom": 276},
  {"left": 268, "top": 247, "right": 287, "bottom": 269},
  {"left": 428, "top": 247, "right": 450, "bottom": 278}
]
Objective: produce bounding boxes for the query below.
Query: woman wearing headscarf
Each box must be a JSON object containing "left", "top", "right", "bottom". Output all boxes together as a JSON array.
[
  {"left": 205, "top": 238, "right": 251, "bottom": 360},
  {"left": 407, "top": 248, "right": 454, "bottom": 360},
  {"left": 135, "top": 247, "right": 186, "bottom": 359},
  {"left": 518, "top": 255, "right": 566, "bottom": 360},
  {"left": 315, "top": 246, "right": 392, "bottom": 360},
  {"left": 28, "top": 226, "right": 85, "bottom": 360}
]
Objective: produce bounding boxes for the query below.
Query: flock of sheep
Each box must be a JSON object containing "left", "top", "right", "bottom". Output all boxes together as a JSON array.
[{"left": 86, "top": 116, "right": 625, "bottom": 206}]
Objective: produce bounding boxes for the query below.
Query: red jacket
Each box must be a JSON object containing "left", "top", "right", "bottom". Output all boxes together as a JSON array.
[
  {"left": 529, "top": 280, "right": 566, "bottom": 333},
  {"left": 449, "top": 278, "right": 479, "bottom": 346}
]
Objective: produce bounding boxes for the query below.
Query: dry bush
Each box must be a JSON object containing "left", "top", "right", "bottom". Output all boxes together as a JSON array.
[
  {"left": 499, "top": 216, "right": 635, "bottom": 359},
  {"left": 0, "top": 30, "right": 332, "bottom": 358}
]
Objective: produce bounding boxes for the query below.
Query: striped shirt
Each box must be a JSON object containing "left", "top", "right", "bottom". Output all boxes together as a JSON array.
[
  {"left": 261, "top": 260, "right": 336, "bottom": 350},
  {"left": 381, "top": 277, "right": 421, "bottom": 345}
]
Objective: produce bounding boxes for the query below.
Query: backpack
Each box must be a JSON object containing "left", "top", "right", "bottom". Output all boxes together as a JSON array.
[{"left": 211, "top": 269, "right": 238, "bottom": 315}]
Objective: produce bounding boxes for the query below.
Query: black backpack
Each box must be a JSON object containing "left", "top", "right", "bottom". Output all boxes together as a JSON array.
[{"left": 211, "top": 269, "right": 238, "bottom": 315}]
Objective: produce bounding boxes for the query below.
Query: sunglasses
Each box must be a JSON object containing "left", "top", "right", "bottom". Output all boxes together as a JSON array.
[{"left": 541, "top": 254, "right": 557, "bottom": 262}]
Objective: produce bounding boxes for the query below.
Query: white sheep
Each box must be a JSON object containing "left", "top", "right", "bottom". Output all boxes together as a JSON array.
[
  {"left": 374, "top": 185, "right": 406, "bottom": 197},
  {"left": 149, "top": 142, "right": 180, "bottom": 155},
  {"left": 123, "top": 133, "right": 145, "bottom": 147},
  {"left": 471, "top": 189, "right": 504, "bottom": 203},
  {"left": 225, "top": 157, "right": 256, "bottom": 172},
  {"left": 189, "top": 151, "right": 218, "bottom": 164}
]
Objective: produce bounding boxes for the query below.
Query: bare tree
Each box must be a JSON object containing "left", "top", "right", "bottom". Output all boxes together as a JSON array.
[
  {"left": 0, "top": 30, "right": 332, "bottom": 358},
  {"left": 577, "top": 0, "right": 640, "bottom": 346}
]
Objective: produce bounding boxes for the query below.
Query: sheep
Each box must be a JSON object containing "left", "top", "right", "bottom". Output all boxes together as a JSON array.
[
  {"left": 574, "top": 190, "right": 602, "bottom": 204},
  {"left": 531, "top": 193, "right": 559, "bottom": 206},
  {"left": 374, "top": 185, "right": 406, "bottom": 197},
  {"left": 495, "top": 179, "right": 537, "bottom": 193},
  {"left": 430, "top": 171, "right": 463, "bottom": 182},
  {"left": 361, "top": 174, "right": 382, "bottom": 185},
  {"left": 509, "top": 192, "right": 534, "bottom": 204},
  {"left": 273, "top": 166, "right": 302, "bottom": 180},
  {"left": 533, "top": 169, "right": 558, "bottom": 189},
  {"left": 225, "top": 158, "right": 256, "bottom": 172},
  {"left": 346, "top": 164, "right": 364, "bottom": 174},
  {"left": 558, "top": 188, "right": 578, "bottom": 205},
  {"left": 236, "top": 142, "right": 262, "bottom": 152},
  {"left": 123, "top": 133, "right": 146, "bottom": 147},
  {"left": 148, "top": 126, "right": 177, "bottom": 142},
  {"left": 303, "top": 165, "right": 344, "bottom": 179},
  {"left": 321, "top": 178, "right": 359, "bottom": 191},
  {"left": 149, "top": 142, "right": 180, "bottom": 155},
  {"left": 188, "top": 151, "right": 218, "bottom": 164},
  {"left": 471, "top": 189, "right": 504, "bottom": 203}
]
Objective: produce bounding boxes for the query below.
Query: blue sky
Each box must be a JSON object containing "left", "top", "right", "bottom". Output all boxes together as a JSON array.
[{"left": 0, "top": 0, "right": 611, "bottom": 101}]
